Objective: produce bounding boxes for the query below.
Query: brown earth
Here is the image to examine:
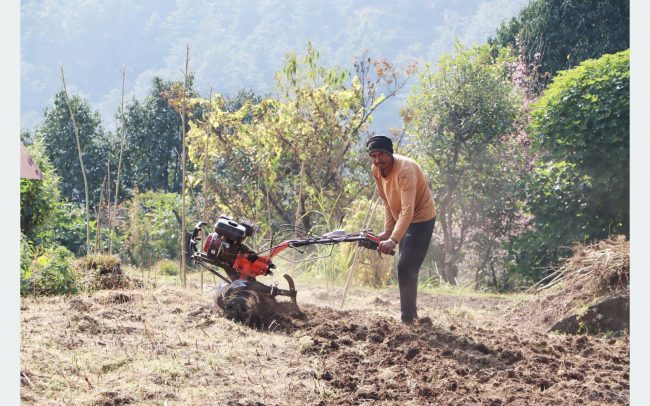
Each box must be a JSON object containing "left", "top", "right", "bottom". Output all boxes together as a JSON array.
[{"left": 20, "top": 280, "right": 629, "bottom": 405}]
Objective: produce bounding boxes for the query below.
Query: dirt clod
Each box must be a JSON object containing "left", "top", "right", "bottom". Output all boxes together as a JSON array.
[
  {"left": 97, "top": 391, "right": 135, "bottom": 405},
  {"left": 109, "top": 293, "right": 131, "bottom": 304},
  {"left": 68, "top": 298, "right": 92, "bottom": 312},
  {"left": 372, "top": 297, "right": 390, "bottom": 306},
  {"left": 405, "top": 347, "right": 419, "bottom": 360}
]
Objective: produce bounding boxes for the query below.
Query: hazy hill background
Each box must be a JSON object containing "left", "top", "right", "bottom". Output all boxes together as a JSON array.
[{"left": 21, "top": 0, "right": 529, "bottom": 133}]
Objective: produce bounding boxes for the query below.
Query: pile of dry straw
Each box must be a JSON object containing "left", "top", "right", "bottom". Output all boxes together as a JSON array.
[
  {"left": 531, "top": 235, "right": 629, "bottom": 297},
  {"left": 512, "top": 235, "right": 629, "bottom": 332}
]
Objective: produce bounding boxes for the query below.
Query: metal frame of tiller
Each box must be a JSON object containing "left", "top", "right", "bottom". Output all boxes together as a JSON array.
[{"left": 188, "top": 218, "right": 394, "bottom": 306}]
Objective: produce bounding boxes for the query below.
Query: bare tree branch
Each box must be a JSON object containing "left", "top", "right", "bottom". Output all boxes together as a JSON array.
[
  {"left": 180, "top": 44, "right": 190, "bottom": 288},
  {"left": 60, "top": 66, "right": 91, "bottom": 254},
  {"left": 109, "top": 66, "right": 127, "bottom": 255}
]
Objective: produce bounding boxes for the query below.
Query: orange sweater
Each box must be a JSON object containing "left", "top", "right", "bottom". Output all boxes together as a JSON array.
[{"left": 372, "top": 154, "right": 436, "bottom": 243}]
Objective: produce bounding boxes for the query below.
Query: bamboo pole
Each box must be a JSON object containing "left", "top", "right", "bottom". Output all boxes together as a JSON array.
[
  {"left": 60, "top": 66, "right": 91, "bottom": 255},
  {"left": 294, "top": 160, "right": 305, "bottom": 237},
  {"left": 95, "top": 174, "right": 107, "bottom": 253},
  {"left": 180, "top": 44, "right": 190, "bottom": 288},
  {"left": 200, "top": 87, "right": 213, "bottom": 293},
  {"left": 110, "top": 66, "right": 127, "bottom": 255},
  {"left": 105, "top": 160, "right": 111, "bottom": 254}
]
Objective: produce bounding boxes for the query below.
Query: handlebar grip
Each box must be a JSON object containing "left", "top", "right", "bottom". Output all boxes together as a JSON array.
[
  {"left": 358, "top": 236, "right": 396, "bottom": 256},
  {"left": 192, "top": 221, "right": 208, "bottom": 238},
  {"left": 189, "top": 221, "right": 208, "bottom": 256}
]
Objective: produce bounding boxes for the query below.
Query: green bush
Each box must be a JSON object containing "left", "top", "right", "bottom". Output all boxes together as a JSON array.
[
  {"left": 24, "top": 245, "right": 78, "bottom": 296},
  {"left": 20, "top": 140, "right": 62, "bottom": 243},
  {"left": 20, "top": 234, "right": 35, "bottom": 295},
  {"left": 156, "top": 259, "right": 179, "bottom": 276},
  {"left": 124, "top": 191, "right": 181, "bottom": 267},
  {"left": 510, "top": 50, "right": 629, "bottom": 282},
  {"left": 20, "top": 139, "right": 92, "bottom": 255},
  {"left": 46, "top": 203, "right": 89, "bottom": 255}
]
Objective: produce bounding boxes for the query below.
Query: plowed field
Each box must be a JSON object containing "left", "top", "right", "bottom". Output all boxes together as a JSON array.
[{"left": 20, "top": 283, "right": 629, "bottom": 405}]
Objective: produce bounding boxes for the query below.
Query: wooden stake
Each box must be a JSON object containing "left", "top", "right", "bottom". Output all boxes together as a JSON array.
[
  {"left": 61, "top": 66, "right": 91, "bottom": 255},
  {"left": 110, "top": 66, "right": 127, "bottom": 255},
  {"left": 180, "top": 44, "right": 190, "bottom": 288}
]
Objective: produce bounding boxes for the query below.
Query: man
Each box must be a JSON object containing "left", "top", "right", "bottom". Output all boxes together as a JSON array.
[{"left": 367, "top": 134, "right": 436, "bottom": 324}]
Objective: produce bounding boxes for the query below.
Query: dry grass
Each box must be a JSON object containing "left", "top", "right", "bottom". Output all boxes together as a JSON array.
[
  {"left": 530, "top": 235, "right": 629, "bottom": 296},
  {"left": 20, "top": 267, "right": 629, "bottom": 405},
  {"left": 20, "top": 286, "right": 331, "bottom": 405},
  {"left": 512, "top": 235, "right": 629, "bottom": 332},
  {"left": 74, "top": 255, "right": 143, "bottom": 292},
  {"left": 20, "top": 264, "right": 521, "bottom": 405}
]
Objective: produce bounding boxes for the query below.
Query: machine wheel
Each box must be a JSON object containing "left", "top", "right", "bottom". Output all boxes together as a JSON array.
[
  {"left": 214, "top": 278, "right": 299, "bottom": 328},
  {"left": 215, "top": 280, "right": 261, "bottom": 324}
]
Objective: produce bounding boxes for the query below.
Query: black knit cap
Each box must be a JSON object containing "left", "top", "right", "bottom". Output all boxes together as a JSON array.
[{"left": 366, "top": 134, "right": 394, "bottom": 155}]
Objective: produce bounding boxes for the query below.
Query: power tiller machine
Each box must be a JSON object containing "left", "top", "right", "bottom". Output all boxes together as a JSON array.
[{"left": 188, "top": 215, "right": 394, "bottom": 323}]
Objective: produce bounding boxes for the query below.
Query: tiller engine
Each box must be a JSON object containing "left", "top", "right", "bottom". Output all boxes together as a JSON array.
[{"left": 188, "top": 215, "right": 393, "bottom": 323}]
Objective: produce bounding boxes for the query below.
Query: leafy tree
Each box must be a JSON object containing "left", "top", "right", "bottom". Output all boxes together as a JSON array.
[
  {"left": 20, "top": 139, "right": 62, "bottom": 241},
  {"left": 184, "top": 90, "right": 265, "bottom": 227},
  {"left": 119, "top": 77, "right": 199, "bottom": 195},
  {"left": 21, "top": 129, "right": 33, "bottom": 145},
  {"left": 510, "top": 50, "right": 629, "bottom": 281},
  {"left": 463, "top": 139, "right": 531, "bottom": 290},
  {"left": 224, "top": 89, "right": 264, "bottom": 117},
  {"left": 36, "top": 91, "right": 109, "bottom": 207},
  {"left": 491, "top": 0, "right": 629, "bottom": 85},
  {"left": 20, "top": 139, "right": 93, "bottom": 254},
  {"left": 185, "top": 44, "right": 411, "bottom": 235},
  {"left": 405, "top": 41, "right": 524, "bottom": 285},
  {"left": 248, "top": 43, "right": 367, "bottom": 229}
]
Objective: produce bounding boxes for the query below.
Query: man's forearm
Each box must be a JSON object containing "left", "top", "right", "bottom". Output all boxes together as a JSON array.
[
  {"left": 390, "top": 212, "right": 414, "bottom": 243},
  {"left": 384, "top": 204, "right": 396, "bottom": 233}
]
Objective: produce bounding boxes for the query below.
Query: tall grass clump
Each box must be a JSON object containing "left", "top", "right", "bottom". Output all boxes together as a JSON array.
[
  {"left": 75, "top": 253, "right": 137, "bottom": 291},
  {"left": 345, "top": 197, "right": 395, "bottom": 288},
  {"left": 303, "top": 196, "right": 395, "bottom": 288},
  {"left": 76, "top": 254, "right": 122, "bottom": 276}
]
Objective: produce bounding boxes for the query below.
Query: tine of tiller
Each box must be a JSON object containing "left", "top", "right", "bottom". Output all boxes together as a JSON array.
[{"left": 283, "top": 274, "right": 298, "bottom": 305}]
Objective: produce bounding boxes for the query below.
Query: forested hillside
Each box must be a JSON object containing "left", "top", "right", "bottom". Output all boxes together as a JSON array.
[
  {"left": 21, "top": 0, "right": 531, "bottom": 133},
  {"left": 21, "top": 0, "right": 629, "bottom": 293}
]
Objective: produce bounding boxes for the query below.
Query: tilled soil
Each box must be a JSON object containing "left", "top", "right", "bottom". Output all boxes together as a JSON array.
[
  {"left": 20, "top": 284, "right": 629, "bottom": 405},
  {"left": 281, "top": 305, "right": 629, "bottom": 405},
  {"left": 219, "top": 283, "right": 629, "bottom": 405}
]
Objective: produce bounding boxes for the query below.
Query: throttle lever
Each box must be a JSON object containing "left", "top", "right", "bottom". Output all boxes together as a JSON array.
[{"left": 359, "top": 232, "right": 396, "bottom": 256}]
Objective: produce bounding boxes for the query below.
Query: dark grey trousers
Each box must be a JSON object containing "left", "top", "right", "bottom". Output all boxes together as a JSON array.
[{"left": 397, "top": 217, "right": 436, "bottom": 321}]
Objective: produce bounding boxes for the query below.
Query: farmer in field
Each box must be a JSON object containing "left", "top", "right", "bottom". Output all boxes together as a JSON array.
[{"left": 367, "top": 134, "right": 436, "bottom": 324}]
